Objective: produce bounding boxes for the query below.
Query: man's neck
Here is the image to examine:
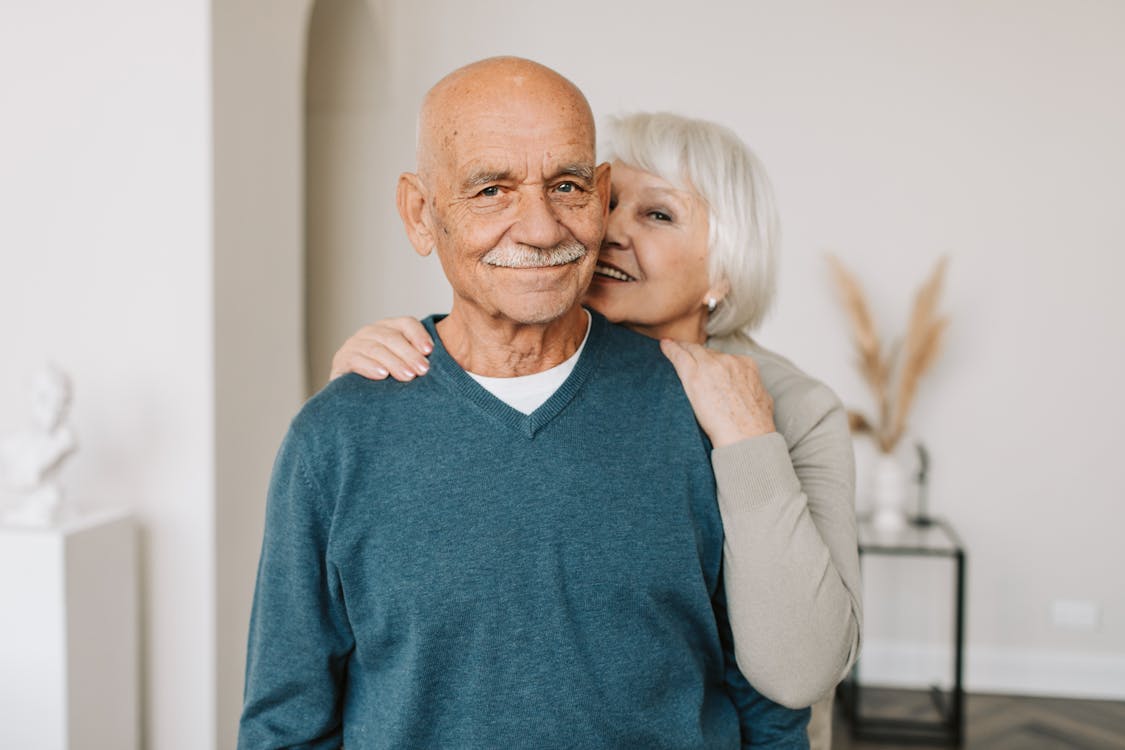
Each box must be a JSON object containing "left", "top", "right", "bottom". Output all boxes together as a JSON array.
[{"left": 436, "top": 305, "right": 589, "bottom": 377}]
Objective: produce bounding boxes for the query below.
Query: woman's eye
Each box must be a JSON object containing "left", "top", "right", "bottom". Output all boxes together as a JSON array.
[
  {"left": 648, "top": 210, "right": 673, "bottom": 222},
  {"left": 479, "top": 186, "right": 500, "bottom": 198}
]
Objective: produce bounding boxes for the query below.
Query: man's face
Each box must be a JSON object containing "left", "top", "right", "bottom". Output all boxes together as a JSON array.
[{"left": 421, "top": 98, "right": 610, "bottom": 326}]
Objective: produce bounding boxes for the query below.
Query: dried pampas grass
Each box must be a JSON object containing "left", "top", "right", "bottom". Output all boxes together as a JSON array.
[{"left": 829, "top": 255, "right": 949, "bottom": 453}]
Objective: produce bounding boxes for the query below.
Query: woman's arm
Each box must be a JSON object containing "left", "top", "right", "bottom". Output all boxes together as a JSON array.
[
  {"left": 714, "top": 393, "right": 860, "bottom": 709},
  {"left": 661, "top": 341, "right": 861, "bottom": 710}
]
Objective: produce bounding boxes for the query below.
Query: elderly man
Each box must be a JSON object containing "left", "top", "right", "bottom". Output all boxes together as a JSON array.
[{"left": 239, "top": 57, "right": 808, "bottom": 749}]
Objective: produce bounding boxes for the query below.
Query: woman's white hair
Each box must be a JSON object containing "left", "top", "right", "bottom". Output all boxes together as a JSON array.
[{"left": 599, "top": 112, "right": 780, "bottom": 337}]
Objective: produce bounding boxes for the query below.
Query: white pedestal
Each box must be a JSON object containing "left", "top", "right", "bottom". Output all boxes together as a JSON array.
[{"left": 0, "top": 510, "right": 138, "bottom": 750}]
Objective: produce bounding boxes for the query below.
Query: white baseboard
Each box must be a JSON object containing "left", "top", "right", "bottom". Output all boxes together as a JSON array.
[{"left": 858, "top": 639, "right": 1125, "bottom": 701}]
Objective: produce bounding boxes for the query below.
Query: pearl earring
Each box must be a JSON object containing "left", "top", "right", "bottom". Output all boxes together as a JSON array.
[{"left": 706, "top": 297, "right": 718, "bottom": 313}]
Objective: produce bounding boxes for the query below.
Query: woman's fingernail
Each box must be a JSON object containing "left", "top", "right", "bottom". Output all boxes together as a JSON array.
[
  {"left": 374, "top": 367, "right": 388, "bottom": 378},
  {"left": 416, "top": 362, "right": 429, "bottom": 374},
  {"left": 401, "top": 371, "right": 415, "bottom": 380}
]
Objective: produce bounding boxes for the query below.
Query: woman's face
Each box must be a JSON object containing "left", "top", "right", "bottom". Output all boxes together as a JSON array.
[{"left": 583, "top": 160, "right": 715, "bottom": 343}]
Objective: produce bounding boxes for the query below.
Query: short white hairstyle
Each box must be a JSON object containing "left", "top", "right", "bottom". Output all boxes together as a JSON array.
[{"left": 599, "top": 112, "right": 780, "bottom": 337}]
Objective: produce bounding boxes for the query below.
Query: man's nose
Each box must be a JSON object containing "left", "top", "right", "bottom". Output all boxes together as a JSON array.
[{"left": 510, "top": 189, "right": 568, "bottom": 249}]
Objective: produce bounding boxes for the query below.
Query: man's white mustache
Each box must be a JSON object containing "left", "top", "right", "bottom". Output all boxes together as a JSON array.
[{"left": 482, "top": 241, "right": 587, "bottom": 269}]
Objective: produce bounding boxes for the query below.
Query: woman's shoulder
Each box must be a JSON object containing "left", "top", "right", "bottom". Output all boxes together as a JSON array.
[{"left": 708, "top": 332, "right": 845, "bottom": 439}]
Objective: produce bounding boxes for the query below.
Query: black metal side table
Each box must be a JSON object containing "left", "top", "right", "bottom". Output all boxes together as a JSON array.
[{"left": 837, "top": 515, "right": 967, "bottom": 746}]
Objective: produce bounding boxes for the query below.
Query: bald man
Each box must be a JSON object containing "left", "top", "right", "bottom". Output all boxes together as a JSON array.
[{"left": 238, "top": 58, "right": 808, "bottom": 749}]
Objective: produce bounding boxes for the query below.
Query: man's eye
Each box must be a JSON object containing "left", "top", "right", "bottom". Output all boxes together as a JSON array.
[
  {"left": 556, "top": 181, "right": 580, "bottom": 193},
  {"left": 479, "top": 186, "right": 500, "bottom": 198}
]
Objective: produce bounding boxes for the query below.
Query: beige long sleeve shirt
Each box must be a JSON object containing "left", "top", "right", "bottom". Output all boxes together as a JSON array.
[{"left": 708, "top": 332, "right": 863, "bottom": 709}]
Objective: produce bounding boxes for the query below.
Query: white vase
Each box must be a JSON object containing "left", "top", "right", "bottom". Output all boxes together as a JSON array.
[{"left": 872, "top": 452, "right": 910, "bottom": 532}]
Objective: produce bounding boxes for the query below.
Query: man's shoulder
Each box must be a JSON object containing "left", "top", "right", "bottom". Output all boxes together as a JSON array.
[
  {"left": 289, "top": 373, "right": 433, "bottom": 444},
  {"left": 586, "top": 318, "right": 702, "bottom": 434},
  {"left": 592, "top": 315, "right": 677, "bottom": 377},
  {"left": 301, "top": 371, "right": 388, "bottom": 414}
]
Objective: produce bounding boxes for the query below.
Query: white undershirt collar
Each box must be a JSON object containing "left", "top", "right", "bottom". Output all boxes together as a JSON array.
[{"left": 467, "top": 311, "right": 592, "bottom": 415}]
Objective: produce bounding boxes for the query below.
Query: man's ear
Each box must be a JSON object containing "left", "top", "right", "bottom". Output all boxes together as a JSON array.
[
  {"left": 397, "top": 172, "right": 436, "bottom": 257},
  {"left": 594, "top": 161, "right": 612, "bottom": 219}
]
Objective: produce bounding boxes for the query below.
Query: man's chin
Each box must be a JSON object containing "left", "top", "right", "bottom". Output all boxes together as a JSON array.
[
  {"left": 500, "top": 302, "right": 583, "bottom": 326},
  {"left": 462, "top": 259, "right": 595, "bottom": 326},
  {"left": 488, "top": 288, "right": 587, "bottom": 326}
]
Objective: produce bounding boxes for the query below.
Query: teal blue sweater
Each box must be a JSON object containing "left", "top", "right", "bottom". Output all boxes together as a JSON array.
[{"left": 239, "top": 312, "right": 809, "bottom": 749}]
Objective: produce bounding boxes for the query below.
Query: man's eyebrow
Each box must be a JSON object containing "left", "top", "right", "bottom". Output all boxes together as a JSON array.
[
  {"left": 552, "top": 163, "right": 595, "bottom": 183},
  {"left": 462, "top": 170, "right": 513, "bottom": 189},
  {"left": 460, "top": 164, "right": 594, "bottom": 191}
]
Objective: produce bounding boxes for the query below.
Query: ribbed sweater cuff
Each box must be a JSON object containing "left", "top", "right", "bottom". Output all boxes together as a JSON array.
[{"left": 712, "top": 432, "right": 802, "bottom": 511}]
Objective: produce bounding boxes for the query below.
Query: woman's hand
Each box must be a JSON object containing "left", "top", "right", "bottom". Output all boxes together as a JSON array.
[
  {"left": 659, "top": 340, "right": 776, "bottom": 448},
  {"left": 329, "top": 317, "right": 434, "bottom": 382}
]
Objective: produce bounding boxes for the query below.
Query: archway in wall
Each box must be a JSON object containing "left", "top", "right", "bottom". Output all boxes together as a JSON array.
[{"left": 304, "top": 0, "right": 381, "bottom": 396}]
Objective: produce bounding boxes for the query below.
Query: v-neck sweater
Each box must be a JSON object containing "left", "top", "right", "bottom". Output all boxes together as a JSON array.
[
  {"left": 465, "top": 309, "right": 591, "bottom": 415},
  {"left": 240, "top": 310, "right": 809, "bottom": 749}
]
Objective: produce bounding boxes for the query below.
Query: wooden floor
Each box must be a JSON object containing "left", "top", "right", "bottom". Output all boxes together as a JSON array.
[{"left": 832, "top": 688, "right": 1125, "bottom": 750}]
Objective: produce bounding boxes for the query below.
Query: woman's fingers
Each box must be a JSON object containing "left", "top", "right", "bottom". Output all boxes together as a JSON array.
[
  {"left": 389, "top": 316, "right": 434, "bottom": 357},
  {"left": 330, "top": 319, "right": 433, "bottom": 382},
  {"left": 659, "top": 339, "right": 701, "bottom": 375},
  {"left": 372, "top": 327, "right": 431, "bottom": 377},
  {"left": 330, "top": 344, "right": 390, "bottom": 381},
  {"left": 331, "top": 353, "right": 390, "bottom": 382},
  {"left": 660, "top": 341, "right": 776, "bottom": 448},
  {"left": 359, "top": 341, "right": 423, "bottom": 382},
  {"left": 659, "top": 338, "right": 686, "bottom": 369}
]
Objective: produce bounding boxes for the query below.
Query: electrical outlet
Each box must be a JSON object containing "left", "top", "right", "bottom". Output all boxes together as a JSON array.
[{"left": 1050, "top": 599, "right": 1101, "bottom": 631}]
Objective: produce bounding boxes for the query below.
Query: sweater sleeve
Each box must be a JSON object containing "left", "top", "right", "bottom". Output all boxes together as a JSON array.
[
  {"left": 712, "top": 385, "right": 862, "bottom": 709},
  {"left": 238, "top": 426, "right": 355, "bottom": 750},
  {"left": 713, "top": 569, "right": 811, "bottom": 749}
]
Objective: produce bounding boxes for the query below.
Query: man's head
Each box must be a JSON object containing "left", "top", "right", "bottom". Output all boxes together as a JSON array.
[{"left": 397, "top": 57, "right": 611, "bottom": 327}]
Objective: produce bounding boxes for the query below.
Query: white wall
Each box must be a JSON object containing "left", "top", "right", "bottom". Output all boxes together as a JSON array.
[{"left": 0, "top": 2, "right": 214, "bottom": 748}]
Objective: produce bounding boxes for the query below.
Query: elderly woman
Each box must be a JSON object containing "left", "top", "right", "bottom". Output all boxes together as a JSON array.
[{"left": 331, "top": 112, "right": 861, "bottom": 748}]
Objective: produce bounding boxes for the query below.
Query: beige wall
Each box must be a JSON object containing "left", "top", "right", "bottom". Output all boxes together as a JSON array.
[
  {"left": 303, "top": 0, "right": 452, "bottom": 395},
  {"left": 212, "top": 1, "right": 309, "bottom": 746}
]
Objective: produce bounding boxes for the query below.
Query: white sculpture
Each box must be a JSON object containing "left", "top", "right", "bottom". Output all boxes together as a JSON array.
[{"left": 0, "top": 365, "right": 78, "bottom": 527}]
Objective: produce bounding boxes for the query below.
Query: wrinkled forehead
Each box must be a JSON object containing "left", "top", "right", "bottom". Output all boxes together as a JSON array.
[
  {"left": 419, "top": 68, "right": 596, "bottom": 180},
  {"left": 447, "top": 114, "right": 594, "bottom": 175}
]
